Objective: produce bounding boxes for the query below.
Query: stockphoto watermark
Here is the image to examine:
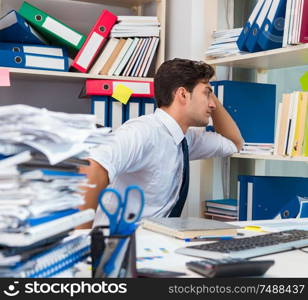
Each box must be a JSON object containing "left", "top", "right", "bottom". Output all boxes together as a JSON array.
[{"left": 1, "top": 280, "right": 128, "bottom": 297}]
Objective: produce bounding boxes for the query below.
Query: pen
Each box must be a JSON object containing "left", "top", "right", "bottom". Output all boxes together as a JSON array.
[{"left": 184, "top": 236, "right": 234, "bottom": 242}]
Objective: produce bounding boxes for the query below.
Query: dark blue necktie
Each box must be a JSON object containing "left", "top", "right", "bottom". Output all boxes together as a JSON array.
[{"left": 169, "top": 137, "right": 190, "bottom": 217}]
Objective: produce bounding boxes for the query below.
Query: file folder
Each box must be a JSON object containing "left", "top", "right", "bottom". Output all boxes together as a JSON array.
[
  {"left": 72, "top": 10, "right": 117, "bottom": 73},
  {"left": 86, "top": 79, "right": 154, "bottom": 98},
  {"left": 110, "top": 98, "right": 126, "bottom": 130},
  {"left": 211, "top": 80, "right": 276, "bottom": 143},
  {"left": 19, "top": 2, "right": 86, "bottom": 55},
  {"left": 237, "top": 0, "right": 266, "bottom": 51},
  {"left": 0, "top": 49, "right": 69, "bottom": 71},
  {"left": 246, "top": 0, "right": 274, "bottom": 52},
  {"left": 0, "top": 10, "right": 47, "bottom": 44},
  {"left": 257, "top": 0, "right": 287, "bottom": 50},
  {"left": 0, "top": 42, "right": 67, "bottom": 57},
  {"left": 237, "top": 175, "right": 248, "bottom": 221},
  {"left": 91, "top": 96, "right": 109, "bottom": 127},
  {"left": 141, "top": 98, "right": 156, "bottom": 115}
]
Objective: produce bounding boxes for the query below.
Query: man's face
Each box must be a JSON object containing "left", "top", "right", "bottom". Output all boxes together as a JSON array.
[{"left": 186, "top": 81, "right": 216, "bottom": 127}]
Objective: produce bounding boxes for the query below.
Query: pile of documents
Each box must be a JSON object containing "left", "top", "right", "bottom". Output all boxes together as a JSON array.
[
  {"left": 204, "top": 199, "right": 238, "bottom": 221},
  {"left": 0, "top": 104, "right": 111, "bottom": 277},
  {"left": 205, "top": 28, "right": 242, "bottom": 58}
]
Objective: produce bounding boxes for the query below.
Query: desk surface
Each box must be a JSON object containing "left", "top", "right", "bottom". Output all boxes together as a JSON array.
[{"left": 136, "top": 219, "right": 308, "bottom": 278}]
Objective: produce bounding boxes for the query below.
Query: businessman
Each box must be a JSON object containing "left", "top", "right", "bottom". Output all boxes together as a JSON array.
[{"left": 80, "top": 58, "right": 243, "bottom": 227}]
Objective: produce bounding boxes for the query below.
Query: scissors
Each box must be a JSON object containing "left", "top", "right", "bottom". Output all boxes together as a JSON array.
[{"left": 98, "top": 185, "right": 145, "bottom": 236}]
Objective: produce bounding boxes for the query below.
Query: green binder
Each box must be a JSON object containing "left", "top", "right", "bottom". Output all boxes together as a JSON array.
[{"left": 19, "top": 1, "right": 86, "bottom": 55}]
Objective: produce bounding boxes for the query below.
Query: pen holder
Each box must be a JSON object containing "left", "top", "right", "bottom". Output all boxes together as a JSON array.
[{"left": 90, "top": 226, "right": 137, "bottom": 278}]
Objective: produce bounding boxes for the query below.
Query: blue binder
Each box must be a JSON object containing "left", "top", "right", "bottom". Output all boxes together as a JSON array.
[
  {"left": 141, "top": 98, "right": 156, "bottom": 115},
  {"left": 238, "top": 175, "right": 249, "bottom": 221},
  {"left": 0, "top": 10, "right": 47, "bottom": 44},
  {"left": 0, "top": 49, "right": 69, "bottom": 71},
  {"left": 0, "top": 42, "right": 68, "bottom": 57},
  {"left": 91, "top": 96, "right": 109, "bottom": 127},
  {"left": 243, "top": 176, "right": 308, "bottom": 220},
  {"left": 109, "top": 98, "right": 127, "bottom": 130},
  {"left": 257, "top": 0, "right": 287, "bottom": 50},
  {"left": 245, "top": 0, "right": 274, "bottom": 52},
  {"left": 210, "top": 80, "right": 276, "bottom": 143},
  {"left": 237, "top": 0, "right": 266, "bottom": 51},
  {"left": 278, "top": 196, "right": 308, "bottom": 219}
]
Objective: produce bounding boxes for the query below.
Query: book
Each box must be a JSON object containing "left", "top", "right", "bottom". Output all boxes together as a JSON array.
[
  {"left": 205, "top": 199, "right": 238, "bottom": 211},
  {"left": 141, "top": 217, "right": 240, "bottom": 239}
]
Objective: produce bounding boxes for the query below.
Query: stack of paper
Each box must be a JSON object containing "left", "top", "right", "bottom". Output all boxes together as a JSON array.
[
  {"left": 240, "top": 143, "right": 274, "bottom": 155},
  {"left": 205, "top": 28, "right": 243, "bottom": 58},
  {"left": 0, "top": 104, "right": 112, "bottom": 277}
]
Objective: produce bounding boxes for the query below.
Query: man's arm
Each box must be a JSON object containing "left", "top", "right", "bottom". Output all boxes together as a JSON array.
[
  {"left": 211, "top": 94, "right": 243, "bottom": 151},
  {"left": 78, "top": 159, "right": 109, "bottom": 229}
]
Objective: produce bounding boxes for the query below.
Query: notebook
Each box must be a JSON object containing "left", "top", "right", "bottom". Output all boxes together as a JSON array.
[{"left": 141, "top": 217, "right": 240, "bottom": 239}]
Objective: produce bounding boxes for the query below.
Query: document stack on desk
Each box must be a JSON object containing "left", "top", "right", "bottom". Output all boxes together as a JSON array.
[{"left": 0, "top": 104, "right": 112, "bottom": 277}]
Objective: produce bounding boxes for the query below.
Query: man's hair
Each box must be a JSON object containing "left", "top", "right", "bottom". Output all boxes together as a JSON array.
[{"left": 154, "top": 58, "right": 215, "bottom": 108}]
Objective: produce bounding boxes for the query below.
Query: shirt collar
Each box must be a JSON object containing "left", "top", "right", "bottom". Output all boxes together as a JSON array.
[{"left": 155, "top": 108, "right": 184, "bottom": 145}]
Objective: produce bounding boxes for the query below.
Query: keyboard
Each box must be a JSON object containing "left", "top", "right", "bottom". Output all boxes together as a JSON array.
[{"left": 175, "top": 229, "right": 308, "bottom": 259}]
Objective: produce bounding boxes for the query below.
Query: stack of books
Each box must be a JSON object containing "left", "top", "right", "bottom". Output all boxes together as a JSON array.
[
  {"left": 205, "top": 28, "right": 242, "bottom": 58},
  {"left": 0, "top": 104, "right": 111, "bottom": 277},
  {"left": 205, "top": 199, "right": 238, "bottom": 221},
  {"left": 0, "top": 2, "right": 160, "bottom": 77},
  {"left": 274, "top": 91, "right": 308, "bottom": 157}
]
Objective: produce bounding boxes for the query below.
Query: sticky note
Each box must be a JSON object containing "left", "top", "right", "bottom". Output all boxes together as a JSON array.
[
  {"left": 0, "top": 68, "right": 10, "bottom": 87},
  {"left": 243, "top": 226, "right": 266, "bottom": 232},
  {"left": 111, "top": 83, "right": 133, "bottom": 104},
  {"left": 300, "top": 72, "right": 308, "bottom": 91}
]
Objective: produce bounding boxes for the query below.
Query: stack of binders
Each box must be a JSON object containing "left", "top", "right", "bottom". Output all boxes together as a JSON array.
[
  {"left": 85, "top": 79, "right": 156, "bottom": 130},
  {"left": 0, "top": 104, "right": 111, "bottom": 277},
  {"left": 205, "top": 199, "right": 238, "bottom": 221},
  {"left": 0, "top": 9, "right": 70, "bottom": 71},
  {"left": 237, "top": 0, "right": 287, "bottom": 53}
]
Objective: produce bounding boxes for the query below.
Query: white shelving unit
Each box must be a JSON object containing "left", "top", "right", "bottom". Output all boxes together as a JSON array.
[
  {"left": 205, "top": 44, "right": 308, "bottom": 70},
  {"left": 231, "top": 153, "right": 308, "bottom": 163}
]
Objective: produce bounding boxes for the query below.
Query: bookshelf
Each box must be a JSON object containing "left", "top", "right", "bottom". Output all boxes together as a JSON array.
[
  {"left": 231, "top": 153, "right": 308, "bottom": 163},
  {"left": 0, "top": 0, "right": 166, "bottom": 81}
]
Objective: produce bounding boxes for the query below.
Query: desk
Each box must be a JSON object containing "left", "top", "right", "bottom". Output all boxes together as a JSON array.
[{"left": 136, "top": 219, "right": 308, "bottom": 278}]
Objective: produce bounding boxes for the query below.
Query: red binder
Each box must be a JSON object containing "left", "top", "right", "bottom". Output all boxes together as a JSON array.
[
  {"left": 86, "top": 79, "right": 154, "bottom": 98},
  {"left": 71, "top": 10, "right": 117, "bottom": 73},
  {"left": 299, "top": 0, "right": 308, "bottom": 43}
]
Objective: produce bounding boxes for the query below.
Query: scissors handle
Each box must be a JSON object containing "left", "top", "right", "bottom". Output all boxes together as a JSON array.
[
  {"left": 98, "top": 188, "right": 122, "bottom": 235},
  {"left": 116, "top": 185, "right": 145, "bottom": 235}
]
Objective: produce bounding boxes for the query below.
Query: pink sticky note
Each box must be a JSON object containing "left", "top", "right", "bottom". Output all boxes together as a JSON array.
[{"left": 0, "top": 68, "right": 11, "bottom": 87}]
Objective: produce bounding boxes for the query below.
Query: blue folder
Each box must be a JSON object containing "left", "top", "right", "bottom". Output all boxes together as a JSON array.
[
  {"left": 210, "top": 80, "right": 276, "bottom": 143},
  {"left": 91, "top": 96, "right": 110, "bottom": 128},
  {"left": 0, "top": 42, "right": 68, "bottom": 57},
  {"left": 126, "top": 97, "right": 143, "bottom": 121},
  {"left": 245, "top": 0, "right": 274, "bottom": 52},
  {"left": 109, "top": 98, "right": 127, "bottom": 130},
  {"left": 0, "top": 10, "right": 47, "bottom": 44},
  {"left": 237, "top": 0, "right": 266, "bottom": 51},
  {"left": 241, "top": 176, "right": 308, "bottom": 220},
  {"left": 0, "top": 49, "right": 69, "bottom": 71},
  {"left": 238, "top": 175, "right": 249, "bottom": 221},
  {"left": 257, "top": 0, "right": 287, "bottom": 51}
]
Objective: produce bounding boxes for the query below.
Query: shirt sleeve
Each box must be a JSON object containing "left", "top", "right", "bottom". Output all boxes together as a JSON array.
[
  {"left": 89, "top": 121, "right": 153, "bottom": 183},
  {"left": 186, "top": 127, "right": 238, "bottom": 160}
]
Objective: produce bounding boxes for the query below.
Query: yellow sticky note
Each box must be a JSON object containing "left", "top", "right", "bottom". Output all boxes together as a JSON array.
[
  {"left": 243, "top": 226, "right": 266, "bottom": 232},
  {"left": 111, "top": 83, "right": 133, "bottom": 104},
  {"left": 0, "top": 68, "right": 10, "bottom": 87},
  {"left": 300, "top": 72, "right": 308, "bottom": 91}
]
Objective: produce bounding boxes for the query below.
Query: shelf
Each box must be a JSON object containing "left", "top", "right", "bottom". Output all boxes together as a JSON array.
[
  {"left": 231, "top": 153, "right": 308, "bottom": 163},
  {"left": 205, "top": 44, "right": 308, "bottom": 69},
  {"left": 1, "top": 67, "right": 153, "bottom": 82},
  {"left": 71, "top": 0, "right": 154, "bottom": 8}
]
